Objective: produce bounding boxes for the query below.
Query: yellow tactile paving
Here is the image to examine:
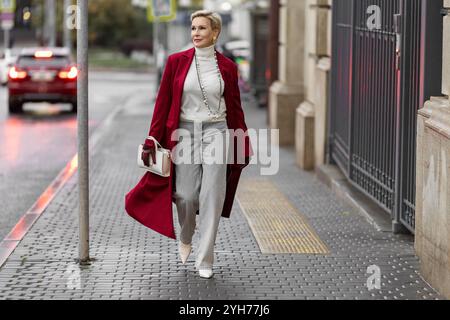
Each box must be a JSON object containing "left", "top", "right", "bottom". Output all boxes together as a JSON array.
[{"left": 236, "top": 179, "right": 329, "bottom": 254}]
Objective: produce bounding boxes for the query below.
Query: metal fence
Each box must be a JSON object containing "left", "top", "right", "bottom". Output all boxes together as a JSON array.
[{"left": 330, "top": 0, "right": 443, "bottom": 233}]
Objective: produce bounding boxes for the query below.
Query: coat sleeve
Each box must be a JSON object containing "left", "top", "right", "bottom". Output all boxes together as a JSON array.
[
  {"left": 228, "top": 63, "right": 253, "bottom": 167},
  {"left": 145, "top": 55, "right": 174, "bottom": 147}
]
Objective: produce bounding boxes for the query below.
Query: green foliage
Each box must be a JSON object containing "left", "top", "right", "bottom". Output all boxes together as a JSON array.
[
  {"left": 88, "top": 48, "right": 151, "bottom": 70},
  {"left": 89, "top": 0, "right": 135, "bottom": 46},
  {"left": 30, "top": 0, "right": 153, "bottom": 48},
  {"left": 88, "top": 0, "right": 152, "bottom": 48},
  {"left": 190, "top": 0, "right": 204, "bottom": 9},
  {"left": 30, "top": 0, "right": 45, "bottom": 31}
]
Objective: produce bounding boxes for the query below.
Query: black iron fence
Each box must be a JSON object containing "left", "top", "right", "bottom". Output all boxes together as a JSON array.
[{"left": 330, "top": 0, "right": 443, "bottom": 233}]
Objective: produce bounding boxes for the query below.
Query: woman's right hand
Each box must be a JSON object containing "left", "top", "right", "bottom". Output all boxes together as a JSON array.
[{"left": 141, "top": 140, "right": 156, "bottom": 167}]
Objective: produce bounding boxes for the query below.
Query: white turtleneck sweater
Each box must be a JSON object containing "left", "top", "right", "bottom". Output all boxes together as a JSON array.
[{"left": 180, "top": 44, "right": 227, "bottom": 122}]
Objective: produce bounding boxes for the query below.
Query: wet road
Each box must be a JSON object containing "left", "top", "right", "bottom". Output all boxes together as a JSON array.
[{"left": 0, "top": 71, "right": 155, "bottom": 240}]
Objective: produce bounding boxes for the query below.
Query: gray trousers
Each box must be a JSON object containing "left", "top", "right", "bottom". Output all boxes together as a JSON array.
[{"left": 172, "top": 120, "right": 229, "bottom": 270}]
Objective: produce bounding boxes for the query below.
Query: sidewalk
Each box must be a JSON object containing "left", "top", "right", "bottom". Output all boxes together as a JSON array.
[{"left": 0, "top": 88, "right": 443, "bottom": 300}]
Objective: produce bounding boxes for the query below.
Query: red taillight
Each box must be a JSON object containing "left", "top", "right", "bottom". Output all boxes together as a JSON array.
[
  {"left": 58, "top": 66, "right": 78, "bottom": 80},
  {"left": 9, "top": 66, "right": 27, "bottom": 80}
]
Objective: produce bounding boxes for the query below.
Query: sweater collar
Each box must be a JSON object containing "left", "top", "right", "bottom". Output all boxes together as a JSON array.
[{"left": 195, "top": 44, "right": 215, "bottom": 58}]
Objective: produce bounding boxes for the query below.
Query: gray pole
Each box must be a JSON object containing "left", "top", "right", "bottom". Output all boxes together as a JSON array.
[
  {"left": 77, "top": 0, "right": 90, "bottom": 265},
  {"left": 153, "top": 19, "right": 159, "bottom": 91},
  {"left": 64, "top": 0, "right": 72, "bottom": 50},
  {"left": 153, "top": 20, "right": 159, "bottom": 67},
  {"left": 47, "top": 0, "right": 56, "bottom": 46},
  {"left": 4, "top": 29, "right": 9, "bottom": 49}
]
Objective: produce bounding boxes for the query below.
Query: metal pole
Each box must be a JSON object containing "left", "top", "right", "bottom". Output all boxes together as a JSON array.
[
  {"left": 267, "top": 0, "right": 280, "bottom": 125},
  {"left": 64, "top": 0, "right": 72, "bottom": 51},
  {"left": 77, "top": 0, "right": 90, "bottom": 264},
  {"left": 392, "top": 1, "right": 408, "bottom": 234},
  {"left": 267, "top": 0, "right": 280, "bottom": 86},
  {"left": 45, "top": 0, "right": 49, "bottom": 45},
  {"left": 153, "top": 19, "right": 160, "bottom": 87},
  {"left": 47, "top": 0, "right": 56, "bottom": 46},
  {"left": 4, "top": 29, "right": 9, "bottom": 49}
]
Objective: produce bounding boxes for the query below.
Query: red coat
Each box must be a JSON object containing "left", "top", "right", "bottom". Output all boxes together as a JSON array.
[{"left": 125, "top": 47, "right": 253, "bottom": 240}]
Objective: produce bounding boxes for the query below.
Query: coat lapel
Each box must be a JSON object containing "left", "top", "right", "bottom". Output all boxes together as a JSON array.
[
  {"left": 175, "top": 48, "right": 194, "bottom": 88},
  {"left": 172, "top": 49, "right": 193, "bottom": 114},
  {"left": 216, "top": 50, "right": 230, "bottom": 89},
  {"left": 167, "top": 49, "right": 193, "bottom": 134}
]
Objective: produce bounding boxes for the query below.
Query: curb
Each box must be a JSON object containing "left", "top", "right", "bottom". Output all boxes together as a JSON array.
[{"left": 315, "top": 164, "right": 393, "bottom": 233}]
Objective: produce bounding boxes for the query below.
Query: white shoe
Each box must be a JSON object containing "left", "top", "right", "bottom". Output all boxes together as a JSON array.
[
  {"left": 178, "top": 241, "right": 192, "bottom": 264},
  {"left": 198, "top": 268, "right": 213, "bottom": 279}
]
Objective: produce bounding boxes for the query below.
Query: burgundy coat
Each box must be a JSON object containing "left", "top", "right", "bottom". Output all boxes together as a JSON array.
[{"left": 125, "top": 47, "right": 253, "bottom": 240}]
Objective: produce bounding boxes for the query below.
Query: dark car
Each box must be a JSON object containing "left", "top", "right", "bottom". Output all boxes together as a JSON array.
[{"left": 8, "top": 47, "right": 77, "bottom": 114}]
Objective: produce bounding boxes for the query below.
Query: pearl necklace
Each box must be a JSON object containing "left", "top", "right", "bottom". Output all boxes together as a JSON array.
[{"left": 194, "top": 48, "right": 222, "bottom": 120}]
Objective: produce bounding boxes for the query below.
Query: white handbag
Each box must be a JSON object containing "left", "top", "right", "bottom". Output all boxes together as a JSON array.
[{"left": 137, "top": 136, "right": 171, "bottom": 177}]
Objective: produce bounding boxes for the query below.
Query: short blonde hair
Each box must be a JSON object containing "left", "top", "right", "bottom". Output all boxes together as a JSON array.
[{"left": 191, "top": 10, "right": 222, "bottom": 35}]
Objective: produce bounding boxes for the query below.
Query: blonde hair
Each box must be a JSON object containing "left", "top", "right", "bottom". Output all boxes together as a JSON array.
[{"left": 191, "top": 10, "right": 222, "bottom": 35}]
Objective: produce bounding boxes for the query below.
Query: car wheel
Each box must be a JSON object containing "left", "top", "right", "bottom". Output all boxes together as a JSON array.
[{"left": 8, "top": 99, "right": 23, "bottom": 114}]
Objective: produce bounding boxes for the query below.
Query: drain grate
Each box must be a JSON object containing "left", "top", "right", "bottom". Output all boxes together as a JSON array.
[{"left": 237, "top": 179, "right": 329, "bottom": 254}]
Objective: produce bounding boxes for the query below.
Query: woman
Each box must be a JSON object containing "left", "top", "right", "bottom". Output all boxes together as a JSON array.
[{"left": 125, "top": 10, "right": 252, "bottom": 279}]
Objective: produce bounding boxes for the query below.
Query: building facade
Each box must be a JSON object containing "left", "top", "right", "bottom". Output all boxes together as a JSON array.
[{"left": 268, "top": 0, "right": 450, "bottom": 298}]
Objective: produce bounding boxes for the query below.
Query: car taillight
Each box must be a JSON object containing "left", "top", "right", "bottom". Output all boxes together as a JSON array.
[
  {"left": 9, "top": 66, "right": 27, "bottom": 80},
  {"left": 58, "top": 66, "right": 78, "bottom": 80}
]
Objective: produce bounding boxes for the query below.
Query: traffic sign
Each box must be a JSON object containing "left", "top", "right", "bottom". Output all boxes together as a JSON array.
[
  {"left": 1, "top": 0, "right": 15, "bottom": 30},
  {"left": 0, "top": 0, "right": 16, "bottom": 13},
  {"left": 0, "top": 12, "right": 13, "bottom": 19},
  {"left": 147, "top": 0, "right": 177, "bottom": 22},
  {"left": 1, "top": 21, "right": 12, "bottom": 30}
]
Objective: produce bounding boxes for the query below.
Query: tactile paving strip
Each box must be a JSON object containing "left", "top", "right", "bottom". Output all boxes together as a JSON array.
[{"left": 237, "top": 179, "right": 330, "bottom": 254}]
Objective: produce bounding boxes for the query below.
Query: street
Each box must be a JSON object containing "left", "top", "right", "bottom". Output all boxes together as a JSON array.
[{"left": 0, "top": 71, "right": 154, "bottom": 240}]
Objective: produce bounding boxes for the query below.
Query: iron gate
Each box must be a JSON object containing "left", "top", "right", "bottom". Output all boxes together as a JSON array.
[{"left": 330, "top": 0, "right": 443, "bottom": 233}]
